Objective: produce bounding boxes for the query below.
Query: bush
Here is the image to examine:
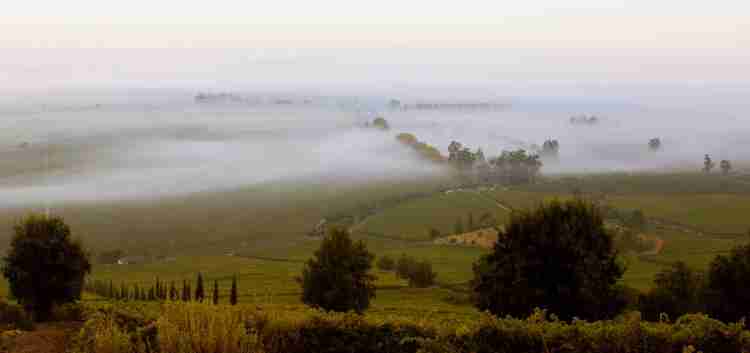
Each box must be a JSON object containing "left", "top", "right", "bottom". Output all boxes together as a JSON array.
[
  {"left": 0, "top": 300, "right": 34, "bottom": 331},
  {"left": 704, "top": 244, "right": 750, "bottom": 322},
  {"left": 377, "top": 255, "right": 396, "bottom": 271},
  {"left": 639, "top": 262, "right": 705, "bottom": 322},
  {"left": 406, "top": 261, "right": 437, "bottom": 288},
  {"left": 471, "top": 199, "right": 624, "bottom": 321},
  {"left": 2, "top": 214, "right": 92, "bottom": 321},
  {"left": 299, "top": 228, "right": 376, "bottom": 312}
]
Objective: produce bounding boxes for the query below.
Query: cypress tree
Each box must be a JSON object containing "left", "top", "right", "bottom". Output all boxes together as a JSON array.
[
  {"left": 170, "top": 281, "right": 177, "bottom": 301},
  {"left": 121, "top": 283, "right": 128, "bottom": 301},
  {"left": 108, "top": 280, "right": 114, "bottom": 299},
  {"left": 212, "top": 280, "right": 219, "bottom": 305},
  {"left": 230, "top": 275, "right": 238, "bottom": 305},
  {"left": 195, "top": 273, "right": 205, "bottom": 302}
]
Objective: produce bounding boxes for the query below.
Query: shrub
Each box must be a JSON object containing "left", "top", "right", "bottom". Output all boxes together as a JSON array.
[
  {"left": 0, "top": 300, "right": 34, "bottom": 331},
  {"left": 377, "top": 255, "right": 396, "bottom": 271},
  {"left": 471, "top": 199, "right": 624, "bottom": 321},
  {"left": 704, "top": 244, "right": 750, "bottom": 322},
  {"left": 396, "top": 254, "right": 416, "bottom": 279},
  {"left": 639, "top": 262, "right": 705, "bottom": 322},
  {"left": 2, "top": 214, "right": 92, "bottom": 321},
  {"left": 299, "top": 228, "right": 376, "bottom": 312},
  {"left": 406, "top": 260, "right": 437, "bottom": 288}
]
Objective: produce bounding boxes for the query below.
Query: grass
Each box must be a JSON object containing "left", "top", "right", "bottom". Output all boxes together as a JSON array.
[{"left": 353, "top": 189, "right": 511, "bottom": 240}]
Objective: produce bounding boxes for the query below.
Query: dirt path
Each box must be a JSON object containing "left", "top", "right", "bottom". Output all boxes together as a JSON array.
[{"left": 3, "top": 322, "right": 81, "bottom": 353}]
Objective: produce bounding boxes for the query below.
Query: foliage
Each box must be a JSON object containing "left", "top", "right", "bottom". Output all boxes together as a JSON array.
[
  {"left": 639, "top": 262, "right": 705, "bottom": 322},
  {"left": 230, "top": 275, "right": 238, "bottom": 306},
  {"left": 471, "top": 200, "right": 624, "bottom": 320},
  {"left": 703, "top": 154, "right": 715, "bottom": 173},
  {"left": 2, "top": 214, "right": 91, "bottom": 321},
  {"left": 649, "top": 137, "right": 662, "bottom": 151},
  {"left": 720, "top": 159, "right": 732, "bottom": 175},
  {"left": 485, "top": 149, "right": 542, "bottom": 185},
  {"left": 299, "top": 228, "right": 376, "bottom": 312},
  {"left": 393, "top": 255, "right": 437, "bottom": 287},
  {"left": 704, "top": 243, "right": 750, "bottom": 322},
  {"left": 71, "top": 302, "right": 750, "bottom": 353},
  {"left": 0, "top": 299, "right": 34, "bottom": 330},
  {"left": 372, "top": 117, "right": 390, "bottom": 130},
  {"left": 376, "top": 255, "right": 396, "bottom": 271},
  {"left": 195, "top": 273, "right": 205, "bottom": 302}
]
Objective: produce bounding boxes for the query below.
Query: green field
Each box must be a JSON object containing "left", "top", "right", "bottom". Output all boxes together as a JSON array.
[{"left": 2, "top": 171, "right": 750, "bottom": 317}]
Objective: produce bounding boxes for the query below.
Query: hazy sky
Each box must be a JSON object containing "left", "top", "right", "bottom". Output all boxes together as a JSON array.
[{"left": 1, "top": 1, "right": 749, "bottom": 95}]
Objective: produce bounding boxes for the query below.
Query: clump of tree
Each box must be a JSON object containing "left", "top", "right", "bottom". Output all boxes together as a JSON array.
[
  {"left": 638, "top": 262, "right": 705, "bottom": 321},
  {"left": 649, "top": 138, "right": 662, "bottom": 151},
  {"left": 703, "top": 154, "right": 715, "bottom": 173},
  {"left": 720, "top": 159, "right": 732, "bottom": 175},
  {"left": 396, "top": 133, "right": 444, "bottom": 162},
  {"left": 2, "top": 214, "right": 91, "bottom": 321},
  {"left": 485, "top": 149, "right": 542, "bottom": 185},
  {"left": 448, "top": 141, "right": 482, "bottom": 170},
  {"left": 394, "top": 254, "right": 437, "bottom": 288},
  {"left": 376, "top": 255, "right": 396, "bottom": 271},
  {"left": 569, "top": 115, "right": 600, "bottom": 125},
  {"left": 703, "top": 243, "right": 750, "bottom": 322},
  {"left": 299, "top": 228, "right": 376, "bottom": 312},
  {"left": 540, "top": 139, "right": 559, "bottom": 158},
  {"left": 372, "top": 117, "right": 390, "bottom": 130},
  {"left": 471, "top": 200, "right": 624, "bottom": 320}
]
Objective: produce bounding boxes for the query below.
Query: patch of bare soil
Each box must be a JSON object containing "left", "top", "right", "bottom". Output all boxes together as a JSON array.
[{"left": 2, "top": 322, "right": 81, "bottom": 353}]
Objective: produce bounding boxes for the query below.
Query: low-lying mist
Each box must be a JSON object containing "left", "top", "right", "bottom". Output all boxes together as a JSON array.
[{"left": 1, "top": 90, "right": 748, "bottom": 208}]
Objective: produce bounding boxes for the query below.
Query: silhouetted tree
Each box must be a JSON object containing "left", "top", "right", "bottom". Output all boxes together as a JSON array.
[
  {"left": 169, "top": 282, "right": 177, "bottom": 301},
  {"left": 182, "top": 280, "right": 190, "bottom": 302},
  {"left": 230, "top": 275, "right": 238, "bottom": 305},
  {"left": 704, "top": 244, "right": 750, "bottom": 322},
  {"left": 299, "top": 228, "right": 376, "bottom": 312},
  {"left": 212, "top": 280, "right": 219, "bottom": 305},
  {"left": 396, "top": 254, "right": 415, "bottom": 279},
  {"left": 2, "top": 214, "right": 91, "bottom": 320},
  {"left": 720, "top": 159, "right": 732, "bottom": 175},
  {"left": 406, "top": 260, "right": 437, "bottom": 288},
  {"left": 471, "top": 200, "right": 624, "bottom": 320},
  {"left": 649, "top": 138, "right": 662, "bottom": 151},
  {"left": 703, "top": 154, "right": 715, "bottom": 173},
  {"left": 638, "top": 261, "right": 705, "bottom": 321},
  {"left": 195, "top": 273, "right": 205, "bottom": 302},
  {"left": 376, "top": 255, "right": 396, "bottom": 271}
]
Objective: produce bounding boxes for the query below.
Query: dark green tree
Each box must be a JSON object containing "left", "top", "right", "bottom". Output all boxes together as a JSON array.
[
  {"left": 182, "top": 280, "right": 190, "bottom": 302},
  {"left": 212, "top": 280, "right": 219, "bottom": 305},
  {"left": 471, "top": 200, "right": 624, "bottom": 320},
  {"left": 396, "top": 254, "right": 416, "bottom": 279},
  {"left": 638, "top": 261, "right": 705, "bottom": 321},
  {"left": 299, "top": 228, "right": 376, "bottom": 312},
  {"left": 230, "top": 275, "right": 238, "bottom": 305},
  {"left": 704, "top": 244, "right": 750, "bottom": 322},
  {"left": 376, "top": 255, "right": 396, "bottom": 271},
  {"left": 406, "top": 260, "right": 437, "bottom": 288},
  {"left": 467, "top": 213, "right": 475, "bottom": 231},
  {"left": 2, "top": 214, "right": 91, "bottom": 320},
  {"left": 195, "top": 273, "right": 205, "bottom": 302},
  {"left": 169, "top": 281, "right": 177, "bottom": 301}
]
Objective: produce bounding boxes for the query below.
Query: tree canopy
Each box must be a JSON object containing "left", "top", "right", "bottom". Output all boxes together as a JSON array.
[
  {"left": 299, "top": 228, "right": 376, "bottom": 312},
  {"left": 471, "top": 200, "right": 624, "bottom": 320},
  {"left": 2, "top": 214, "right": 91, "bottom": 320}
]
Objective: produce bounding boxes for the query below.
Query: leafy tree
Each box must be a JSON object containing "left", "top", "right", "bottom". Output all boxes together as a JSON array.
[
  {"left": 649, "top": 138, "right": 662, "bottom": 151},
  {"left": 372, "top": 117, "right": 390, "bottom": 130},
  {"left": 2, "top": 214, "right": 91, "bottom": 320},
  {"left": 212, "top": 280, "right": 219, "bottom": 305},
  {"left": 703, "top": 154, "right": 715, "bottom": 173},
  {"left": 396, "top": 133, "right": 418, "bottom": 146},
  {"left": 195, "top": 273, "right": 205, "bottom": 302},
  {"left": 406, "top": 260, "right": 437, "bottom": 288},
  {"left": 182, "top": 280, "right": 190, "bottom": 302},
  {"left": 169, "top": 282, "right": 177, "bottom": 301},
  {"left": 720, "top": 159, "right": 732, "bottom": 175},
  {"left": 376, "top": 255, "right": 395, "bottom": 271},
  {"left": 704, "top": 244, "right": 750, "bottom": 322},
  {"left": 300, "top": 228, "right": 376, "bottom": 312},
  {"left": 396, "top": 254, "right": 416, "bottom": 279},
  {"left": 638, "top": 261, "right": 705, "bottom": 321},
  {"left": 471, "top": 200, "right": 624, "bottom": 320},
  {"left": 230, "top": 275, "right": 238, "bottom": 305}
]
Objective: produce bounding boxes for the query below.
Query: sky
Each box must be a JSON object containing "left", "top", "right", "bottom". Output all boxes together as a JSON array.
[{"left": 1, "top": 1, "right": 749, "bottom": 99}]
